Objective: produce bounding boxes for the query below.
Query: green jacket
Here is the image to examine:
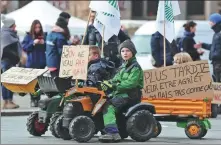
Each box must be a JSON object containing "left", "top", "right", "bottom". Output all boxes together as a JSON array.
[{"left": 111, "top": 57, "right": 144, "bottom": 95}]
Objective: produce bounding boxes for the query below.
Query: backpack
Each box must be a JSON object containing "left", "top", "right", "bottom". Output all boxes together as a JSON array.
[{"left": 177, "top": 37, "right": 186, "bottom": 52}]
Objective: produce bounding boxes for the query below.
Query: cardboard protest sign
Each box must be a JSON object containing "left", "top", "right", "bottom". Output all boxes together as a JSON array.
[
  {"left": 59, "top": 45, "right": 89, "bottom": 80},
  {"left": 142, "top": 60, "right": 213, "bottom": 100},
  {"left": 212, "top": 83, "right": 221, "bottom": 104},
  {"left": 1, "top": 67, "right": 48, "bottom": 85}
]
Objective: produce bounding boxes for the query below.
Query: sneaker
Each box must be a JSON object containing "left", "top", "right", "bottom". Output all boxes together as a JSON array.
[
  {"left": 30, "top": 100, "right": 38, "bottom": 107},
  {"left": 98, "top": 133, "right": 121, "bottom": 142}
]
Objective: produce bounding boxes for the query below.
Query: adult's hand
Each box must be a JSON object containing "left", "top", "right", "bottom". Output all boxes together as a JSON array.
[
  {"left": 194, "top": 42, "right": 202, "bottom": 49},
  {"left": 33, "top": 39, "right": 40, "bottom": 44},
  {"left": 39, "top": 39, "right": 45, "bottom": 44}
]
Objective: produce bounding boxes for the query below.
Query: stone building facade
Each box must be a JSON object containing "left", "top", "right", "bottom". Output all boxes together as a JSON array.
[{"left": 2, "top": 1, "right": 221, "bottom": 21}]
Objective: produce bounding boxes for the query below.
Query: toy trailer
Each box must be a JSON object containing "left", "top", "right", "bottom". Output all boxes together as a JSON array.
[{"left": 142, "top": 97, "right": 212, "bottom": 139}]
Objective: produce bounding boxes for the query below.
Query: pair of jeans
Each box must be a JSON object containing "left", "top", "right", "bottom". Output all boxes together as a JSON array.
[
  {"left": 213, "top": 62, "right": 221, "bottom": 82},
  {"left": 1, "top": 61, "right": 14, "bottom": 100}
]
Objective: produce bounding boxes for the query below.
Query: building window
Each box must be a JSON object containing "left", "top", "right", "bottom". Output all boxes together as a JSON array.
[
  {"left": 132, "top": 1, "right": 143, "bottom": 17},
  {"left": 49, "top": 1, "right": 68, "bottom": 10},
  {"left": 187, "top": 1, "right": 204, "bottom": 15},
  {"left": 147, "top": 0, "right": 159, "bottom": 16},
  {"left": 19, "top": 0, "right": 32, "bottom": 8},
  {"left": 118, "top": 1, "right": 125, "bottom": 10}
]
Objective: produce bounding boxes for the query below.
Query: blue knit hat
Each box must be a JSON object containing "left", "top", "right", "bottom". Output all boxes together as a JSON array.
[{"left": 209, "top": 13, "right": 221, "bottom": 24}]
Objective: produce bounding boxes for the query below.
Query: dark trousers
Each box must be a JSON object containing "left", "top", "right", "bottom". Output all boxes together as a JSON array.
[
  {"left": 213, "top": 62, "right": 221, "bottom": 82},
  {"left": 1, "top": 61, "right": 13, "bottom": 100},
  {"left": 28, "top": 66, "right": 45, "bottom": 102}
]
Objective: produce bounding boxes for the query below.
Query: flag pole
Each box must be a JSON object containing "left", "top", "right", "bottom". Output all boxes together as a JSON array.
[
  {"left": 81, "top": 10, "right": 92, "bottom": 45},
  {"left": 163, "top": 0, "right": 166, "bottom": 67},
  {"left": 101, "top": 25, "right": 105, "bottom": 58},
  {"left": 76, "top": 9, "right": 91, "bottom": 88}
]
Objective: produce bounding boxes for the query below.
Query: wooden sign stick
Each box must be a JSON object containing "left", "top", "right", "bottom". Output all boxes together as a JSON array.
[
  {"left": 101, "top": 25, "right": 105, "bottom": 58},
  {"left": 75, "top": 9, "right": 92, "bottom": 88},
  {"left": 81, "top": 10, "right": 92, "bottom": 45}
]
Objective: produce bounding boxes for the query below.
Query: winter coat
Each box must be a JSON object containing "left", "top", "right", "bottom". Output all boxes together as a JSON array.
[
  {"left": 1, "top": 26, "right": 22, "bottom": 66},
  {"left": 110, "top": 57, "right": 143, "bottom": 97},
  {"left": 180, "top": 31, "right": 201, "bottom": 61},
  {"left": 202, "top": 22, "right": 221, "bottom": 63},
  {"left": 45, "top": 25, "right": 68, "bottom": 70},
  {"left": 83, "top": 25, "right": 130, "bottom": 49},
  {"left": 87, "top": 58, "right": 115, "bottom": 84},
  {"left": 103, "top": 30, "right": 130, "bottom": 68},
  {"left": 83, "top": 24, "right": 102, "bottom": 48},
  {"left": 21, "top": 32, "right": 47, "bottom": 68},
  {"left": 151, "top": 32, "right": 179, "bottom": 67}
]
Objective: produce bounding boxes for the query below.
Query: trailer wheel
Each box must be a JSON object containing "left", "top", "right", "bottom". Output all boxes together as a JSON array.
[{"left": 185, "top": 120, "right": 205, "bottom": 139}]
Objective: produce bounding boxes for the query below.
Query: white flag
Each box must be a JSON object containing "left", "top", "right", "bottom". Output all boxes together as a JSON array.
[
  {"left": 89, "top": 1, "right": 120, "bottom": 18},
  {"left": 156, "top": 0, "right": 181, "bottom": 43},
  {"left": 89, "top": 0, "right": 121, "bottom": 42},
  {"left": 94, "top": 16, "right": 115, "bottom": 42}
]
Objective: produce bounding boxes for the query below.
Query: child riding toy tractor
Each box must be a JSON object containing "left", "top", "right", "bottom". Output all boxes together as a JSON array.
[{"left": 54, "top": 80, "right": 157, "bottom": 143}]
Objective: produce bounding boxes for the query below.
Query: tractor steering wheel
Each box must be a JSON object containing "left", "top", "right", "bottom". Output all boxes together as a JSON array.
[{"left": 86, "top": 80, "right": 96, "bottom": 86}]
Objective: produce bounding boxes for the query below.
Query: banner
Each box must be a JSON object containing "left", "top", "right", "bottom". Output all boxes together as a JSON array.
[
  {"left": 59, "top": 45, "right": 89, "bottom": 80},
  {"left": 142, "top": 60, "right": 213, "bottom": 100},
  {"left": 212, "top": 83, "right": 221, "bottom": 104},
  {"left": 1, "top": 67, "right": 47, "bottom": 85}
]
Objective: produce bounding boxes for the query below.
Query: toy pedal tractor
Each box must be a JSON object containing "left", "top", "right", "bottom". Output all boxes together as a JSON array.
[
  {"left": 26, "top": 72, "right": 72, "bottom": 138},
  {"left": 59, "top": 80, "right": 157, "bottom": 142}
]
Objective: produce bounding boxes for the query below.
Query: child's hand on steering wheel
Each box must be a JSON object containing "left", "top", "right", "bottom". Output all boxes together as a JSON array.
[{"left": 101, "top": 80, "right": 113, "bottom": 91}]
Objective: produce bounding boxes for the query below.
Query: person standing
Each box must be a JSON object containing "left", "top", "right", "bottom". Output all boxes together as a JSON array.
[
  {"left": 178, "top": 21, "right": 204, "bottom": 61},
  {"left": 195, "top": 13, "right": 221, "bottom": 82},
  {"left": 83, "top": 11, "right": 130, "bottom": 68},
  {"left": 151, "top": 31, "right": 179, "bottom": 67},
  {"left": 59, "top": 12, "right": 71, "bottom": 24},
  {"left": 45, "top": 17, "right": 69, "bottom": 77},
  {"left": 1, "top": 16, "right": 21, "bottom": 109},
  {"left": 83, "top": 11, "right": 102, "bottom": 48},
  {"left": 21, "top": 20, "right": 47, "bottom": 107}
]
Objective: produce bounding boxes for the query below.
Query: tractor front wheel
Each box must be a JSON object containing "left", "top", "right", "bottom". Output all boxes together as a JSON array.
[
  {"left": 26, "top": 111, "right": 48, "bottom": 136},
  {"left": 49, "top": 112, "right": 61, "bottom": 138},
  {"left": 54, "top": 115, "right": 72, "bottom": 140}
]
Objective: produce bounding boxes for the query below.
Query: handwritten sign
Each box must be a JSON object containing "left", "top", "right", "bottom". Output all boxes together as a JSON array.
[
  {"left": 212, "top": 83, "right": 221, "bottom": 104},
  {"left": 1, "top": 67, "right": 48, "bottom": 85},
  {"left": 59, "top": 45, "right": 89, "bottom": 80},
  {"left": 142, "top": 60, "right": 213, "bottom": 100}
]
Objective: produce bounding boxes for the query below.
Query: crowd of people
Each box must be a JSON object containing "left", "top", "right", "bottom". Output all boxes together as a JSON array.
[
  {"left": 1, "top": 10, "right": 221, "bottom": 142},
  {"left": 151, "top": 13, "right": 221, "bottom": 84},
  {"left": 0, "top": 11, "right": 130, "bottom": 109}
]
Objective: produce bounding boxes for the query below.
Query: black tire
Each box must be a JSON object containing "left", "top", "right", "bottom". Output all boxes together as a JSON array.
[
  {"left": 152, "top": 120, "right": 162, "bottom": 138},
  {"left": 201, "top": 128, "right": 208, "bottom": 138},
  {"left": 126, "top": 110, "right": 155, "bottom": 142},
  {"left": 69, "top": 116, "right": 95, "bottom": 143},
  {"left": 211, "top": 104, "right": 218, "bottom": 118},
  {"left": 219, "top": 105, "right": 221, "bottom": 114},
  {"left": 185, "top": 120, "right": 205, "bottom": 139},
  {"left": 26, "top": 111, "right": 48, "bottom": 136},
  {"left": 54, "top": 115, "right": 71, "bottom": 140},
  {"left": 49, "top": 112, "right": 61, "bottom": 138}
]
